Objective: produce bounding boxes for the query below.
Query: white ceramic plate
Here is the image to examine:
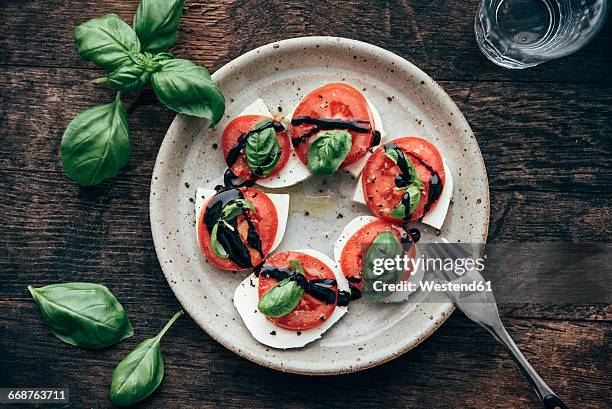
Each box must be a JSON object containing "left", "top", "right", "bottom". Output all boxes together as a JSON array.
[{"left": 150, "top": 37, "right": 489, "bottom": 375}]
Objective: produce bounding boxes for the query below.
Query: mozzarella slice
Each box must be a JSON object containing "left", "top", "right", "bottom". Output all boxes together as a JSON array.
[
  {"left": 233, "top": 249, "right": 349, "bottom": 349},
  {"left": 333, "top": 216, "right": 424, "bottom": 303},
  {"left": 236, "top": 98, "right": 311, "bottom": 189},
  {"left": 352, "top": 159, "right": 454, "bottom": 230},
  {"left": 343, "top": 99, "right": 388, "bottom": 178},
  {"left": 195, "top": 188, "right": 289, "bottom": 252},
  {"left": 421, "top": 159, "right": 454, "bottom": 230}
]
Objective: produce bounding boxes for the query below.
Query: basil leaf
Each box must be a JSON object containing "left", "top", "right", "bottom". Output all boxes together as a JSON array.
[
  {"left": 388, "top": 184, "right": 421, "bottom": 218},
  {"left": 28, "top": 283, "right": 133, "bottom": 349},
  {"left": 362, "top": 231, "right": 404, "bottom": 299},
  {"left": 258, "top": 278, "right": 304, "bottom": 317},
  {"left": 134, "top": 0, "right": 185, "bottom": 53},
  {"left": 385, "top": 148, "right": 424, "bottom": 189},
  {"left": 110, "top": 310, "right": 183, "bottom": 407},
  {"left": 151, "top": 59, "right": 225, "bottom": 127},
  {"left": 245, "top": 121, "right": 281, "bottom": 177},
  {"left": 75, "top": 13, "right": 140, "bottom": 71},
  {"left": 307, "top": 130, "right": 352, "bottom": 175},
  {"left": 210, "top": 223, "right": 229, "bottom": 259},
  {"left": 107, "top": 64, "right": 151, "bottom": 92},
  {"left": 289, "top": 259, "right": 304, "bottom": 275},
  {"left": 220, "top": 199, "right": 255, "bottom": 221},
  {"left": 384, "top": 149, "right": 399, "bottom": 164},
  {"left": 61, "top": 93, "right": 131, "bottom": 186}
]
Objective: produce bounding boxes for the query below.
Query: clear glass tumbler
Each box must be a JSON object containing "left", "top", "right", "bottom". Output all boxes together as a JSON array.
[{"left": 475, "top": 0, "right": 609, "bottom": 69}]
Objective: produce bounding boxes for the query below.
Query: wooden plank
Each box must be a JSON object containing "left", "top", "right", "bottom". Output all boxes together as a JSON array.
[
  {"left": 1, "top": 66, "right": 611, "bottom": 193},
  {"left": 0, "top": 170, "right": 610, "bottom": 305},
  {"left": 1, "top": 0, "right": 611, "bottom": 83},
  {"left": 1, "top": 299, "right": 608, "bottom": 408}
]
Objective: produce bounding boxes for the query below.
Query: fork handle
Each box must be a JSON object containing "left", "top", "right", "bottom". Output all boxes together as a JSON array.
[{"left": 485, "top": 323, "right": 569, "bottom": 409}]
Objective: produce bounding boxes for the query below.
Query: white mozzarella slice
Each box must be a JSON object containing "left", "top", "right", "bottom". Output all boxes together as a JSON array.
[
  {"left": 233, "top": 249, "right": 349, "bottom": 349},
  {"left": 235, "top": 98, "right": 311, "bottom": 189},
  {"left": 194, "top": 187, "right": 289, "bottom": 252},
  {"left": 343, "top": 98, "right": 388, "bottom": 178},
  {"left": 238, "top": 98, "right": 273, "bottom": 117},
  {"left": 333, "top": 215, "right": 378, "bottom": 263},
  {"left": 333, "top": 216, "right": 424, "bottom": 304},
  {"left": 421, "top": 159, "right": 454, "bottom": 230},
  {"left": 352, "top": 159, "right": 454, "bottom": 230}
]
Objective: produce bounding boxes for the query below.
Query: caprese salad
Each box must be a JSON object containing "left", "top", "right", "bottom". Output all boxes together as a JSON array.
[{"left": 193, "top": 82, "right": 453, "bottom": 349}]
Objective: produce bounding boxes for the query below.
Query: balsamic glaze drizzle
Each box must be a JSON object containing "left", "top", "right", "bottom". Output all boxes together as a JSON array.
[
  {"left": 290, "top": 115, "right": 373, "bottom": 148},
  {"left": 255, "top": 265, "right": 340, "bottom": 305},
  {"left": 203, "top": 186, "right": 264, "bottom": 268},
  {"left": 383, "top": 143, "right": 444, "bottom": 221},
  {"left": 225, "top": 120, "right": 285, "bottom": 168}
]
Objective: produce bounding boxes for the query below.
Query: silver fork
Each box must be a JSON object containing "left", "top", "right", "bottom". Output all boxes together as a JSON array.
[{"left": 427, "top": 239, "right": 569, "bottom": 409}]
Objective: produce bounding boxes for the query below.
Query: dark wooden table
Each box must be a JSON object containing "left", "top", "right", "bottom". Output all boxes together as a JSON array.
[{"left": 1, "top": 1, "right": 610, "bottom": 408}]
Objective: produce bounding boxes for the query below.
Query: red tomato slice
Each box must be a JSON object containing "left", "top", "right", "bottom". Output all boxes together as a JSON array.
[
  {"left": 221, "top": 115, "right": 291, "bottom": 180},
  {"left": 258, "top": 251, "right": 337, "bottom": 330},
  {"left": 339, "top": 220, "right": 416, "bottom": 293},
  {"left": 198, "top": 187, "right": 278, "bottom": 270},
  {"left": 290, "top": 83, "right": 376, "bottom": 169},
  {"left": 363, "top": 137, "right": 446, "bottom": 222}
]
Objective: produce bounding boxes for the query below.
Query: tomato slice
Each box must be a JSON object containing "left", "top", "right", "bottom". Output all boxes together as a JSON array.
[
  {"left": 339, "top": 220, "right": 416, "bottom": 294},
  {"left": 198, "top": 187, "right": 278, "bottom": 270},
  {"left": 258, "top": 251, "right": 337, "bottom": 330},
  {"left": 363, "top": 137, "right": 446, "bottom": 222},
  {"left": 221, "top": 115, "right": 291, "bottom": 180},
  {"left": 290, "top": 83, "right": 376, "bottom": 169}
]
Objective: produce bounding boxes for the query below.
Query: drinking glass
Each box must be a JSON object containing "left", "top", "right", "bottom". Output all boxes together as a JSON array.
[{"left": 475, "top": 0, "right": 609, "bottom": 69}]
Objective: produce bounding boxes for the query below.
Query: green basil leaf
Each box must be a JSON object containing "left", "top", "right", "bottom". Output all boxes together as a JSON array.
[
  {"left": 210, "top": 223, "right": 229, "bottom": 258},
  {"left": 385, "top": 148, "right": 424, "bottom": 189},
  {"left": 245, "top": 120, "right": 281, "bottom": 177},
  {"left": 151, "top": 59, "right": 225, "bottom": 127},
  {"left": 110, "top": 310, "right": 183, "bottom": 407},
  {"left": 107, "top": 64, "right": 151, "bottom": 92},
  {"left": 75, "top": 13, "right": 140, "bottom": 71},
  {"left": 307, "top": 130, "right": 352, "bottom": 175},
  {"left": 362, "top": 231, "right": 404, "bottom": 299},
  {"left": 28, "top": 283, "right": 133, "bottom": 349},
  {"left": 258, "top": 278, "right": 304, "bottom": 317},
  {"left": 61, "top": 93, "right": 131, "bottom": 186},
  {"left": 220, "top": 199, "right": 255, "bottom": 221},
  {"left": 388, "top": 184, "right": 421, "bottom": 218},
  {"left": 289, "top": 259, "right": 304, "bottom": 276},
  {"left": 134, "top": 0, "right": 185, "bottom": 53},
  {"left": 384, "top": 149, "right": 399, "bottom": 164}
]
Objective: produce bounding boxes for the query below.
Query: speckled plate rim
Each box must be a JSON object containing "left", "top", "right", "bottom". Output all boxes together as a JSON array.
[{"left": 150, "top": 36, "right": 489, "bottom": 375}]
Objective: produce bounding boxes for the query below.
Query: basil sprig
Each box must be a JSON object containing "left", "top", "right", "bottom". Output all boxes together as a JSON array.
[
  {"left": 28, "top": 283, "right": 133, "bottom": 349},
  {"left": 62, "top": 0, "right": 225, "bottom": 186},
  {"left": 362, "top": 232, "right": 405, "bottom": 300},
  {"left": 110, "top": 310, "right": 184, "bottom": 407},
  {"left": 258, "top": 260, "right": 305, "bottom": 317},
  {"left": 245, "top": 120, "right": 281, "bottom": 177},
  {"left": 210, "top": 199, "right": 255, "bottom": 258},
  {"left": 307, "top": 130, "right": 352, "bottom": 175},
  {"left": 385, "top": 148, "right": 425, "bottom": 218}
]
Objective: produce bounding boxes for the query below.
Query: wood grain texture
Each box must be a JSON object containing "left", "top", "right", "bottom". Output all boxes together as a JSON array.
[
  {"left": 0, "top": 0, "right": 610, "bottom": 408},
  {"left": 1, "top": 67, "right": 611, "bottom": 193},
  {"left": 1, "top": 300, "right": 609, "bottom": 409},
  {"left": 0, "top": 0, "right": 611, "bottom": 83}
]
